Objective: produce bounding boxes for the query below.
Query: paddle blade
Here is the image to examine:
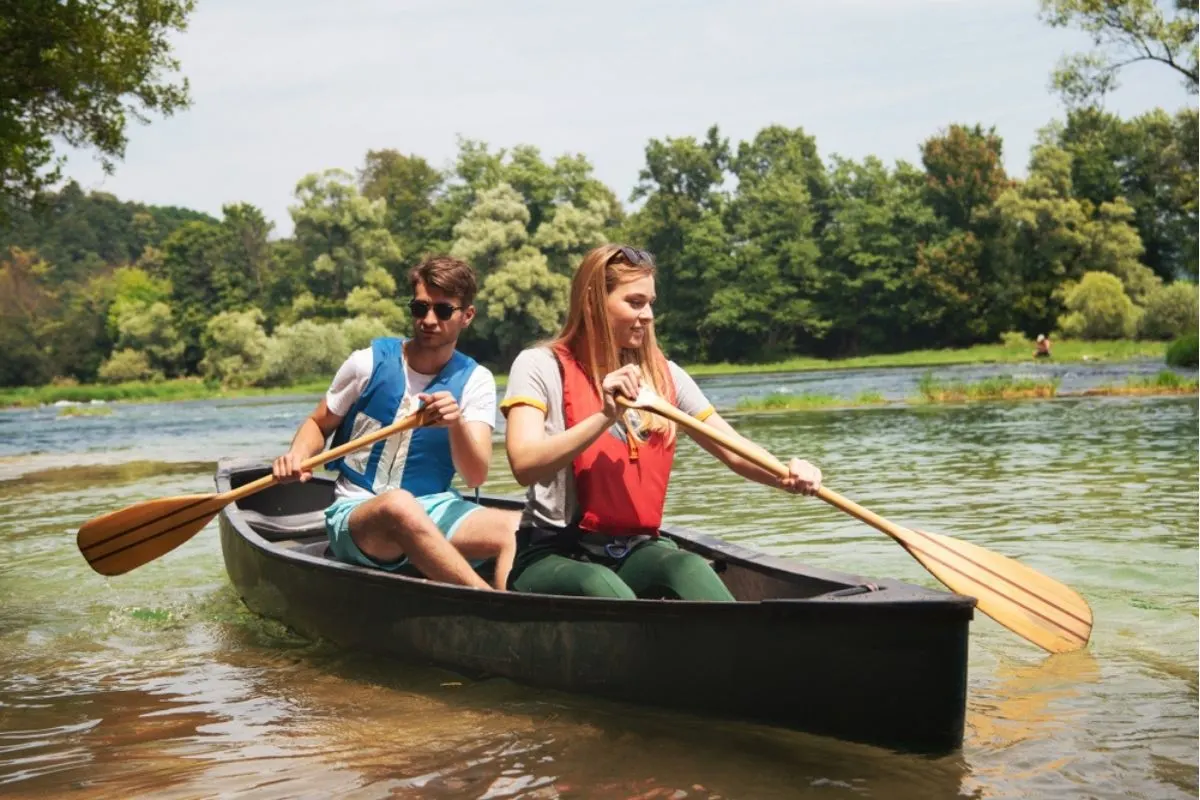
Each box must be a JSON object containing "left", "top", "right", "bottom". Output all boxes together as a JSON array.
[
  {"left": 892, "top": 526, "right": 1093, "bottom": 654},
  {"left": 77, "top": 494, "right": 224, "bottom": 577}
]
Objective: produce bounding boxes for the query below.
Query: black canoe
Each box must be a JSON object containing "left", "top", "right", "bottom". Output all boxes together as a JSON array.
[{"left": 216, "top": 459, "right": 976, "bottom": 753}]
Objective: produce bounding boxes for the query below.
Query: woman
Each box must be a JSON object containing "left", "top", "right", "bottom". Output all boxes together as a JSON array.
[{"left": 500, "top": 243, "right": 823, "bottom": 600}]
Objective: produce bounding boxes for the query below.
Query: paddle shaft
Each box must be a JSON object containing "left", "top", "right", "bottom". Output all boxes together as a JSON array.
[
  {"left": 618, "top": 396, "right": 907, "bottom": 542},
  {"left": 221, "top": 408, "right": 428, "bottom": 505}
]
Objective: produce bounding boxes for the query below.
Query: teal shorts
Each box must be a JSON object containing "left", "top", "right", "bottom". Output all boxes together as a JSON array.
[{"left": 323, "top": 489, "right": 484, "bottom": 571}]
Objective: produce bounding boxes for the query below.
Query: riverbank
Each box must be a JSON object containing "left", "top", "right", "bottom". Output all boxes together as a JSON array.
[
  {"left": 733, "top": 371, "right": 1198, "bottom": 412},
  {"left": 0, "top": 338, "right": 1177, "bottom": 408},
  {"left": 687, "top": 338, "right": 1165, "bottom": 377},
  {"left": 0, "top": 378, "right": 332, "bottom": 409}
]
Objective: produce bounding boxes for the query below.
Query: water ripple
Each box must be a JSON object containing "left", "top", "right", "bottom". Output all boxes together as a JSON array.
[{"left": 0, "top": 380, "right": 1194, "bottom": 798}]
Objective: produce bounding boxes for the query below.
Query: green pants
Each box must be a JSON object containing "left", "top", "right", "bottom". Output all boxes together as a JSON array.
[{"left": 511, "top": 535, "right": 735, "bottom": 601}]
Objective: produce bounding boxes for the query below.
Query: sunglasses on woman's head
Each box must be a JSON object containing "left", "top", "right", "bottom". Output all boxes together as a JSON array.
[
  {"left": 408, "top": 299, "right": 464, "bottom": 321},
  {"left": 613, "top": 246, "right": 653, "bottom": 265}
]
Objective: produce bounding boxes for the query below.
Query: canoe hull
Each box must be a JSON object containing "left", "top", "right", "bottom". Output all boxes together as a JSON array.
[{"left": 216, "top": 460, "right": 974, "bottom": 753}]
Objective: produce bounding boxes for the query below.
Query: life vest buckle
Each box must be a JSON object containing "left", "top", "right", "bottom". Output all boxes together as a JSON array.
[{"left": 604, "top": 540, "right": 632, "bottom": 559}]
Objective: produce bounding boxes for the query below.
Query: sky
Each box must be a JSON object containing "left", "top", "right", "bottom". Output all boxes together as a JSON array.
[{"left": 61, "top": 0, "right": 1196, "bottom": 236}]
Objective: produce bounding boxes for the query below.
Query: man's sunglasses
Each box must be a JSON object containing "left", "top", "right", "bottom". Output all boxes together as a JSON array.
[
  {"left": 408, "top": 299, "right": 465, "bottom": 321},
  {"left": 612, "top": 245, "right": 654, "bottom": 265}
]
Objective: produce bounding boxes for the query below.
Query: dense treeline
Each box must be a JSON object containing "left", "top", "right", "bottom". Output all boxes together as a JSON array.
[{"left": 0, "top": 107, "right": 1196, "bottom": 388}]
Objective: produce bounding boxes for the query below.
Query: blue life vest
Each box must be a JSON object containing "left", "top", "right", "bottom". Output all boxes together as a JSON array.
[{"left": 328, "top": 337, "right": 478, "bottom": 497}]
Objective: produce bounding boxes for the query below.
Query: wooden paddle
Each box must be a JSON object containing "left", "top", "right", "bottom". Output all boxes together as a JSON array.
[
  {"left": 619, "top": 390, "right": 1093, "bottom": 654},
  {"left": 76, "top": 406, "right": 432, "bottom": 577}
]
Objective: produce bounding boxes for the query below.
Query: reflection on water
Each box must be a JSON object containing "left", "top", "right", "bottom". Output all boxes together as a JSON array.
[
  {"left": 0, "top": 371, "right": 1195, "bottom": 798},
  {"left": 2, "top": 595, "right": 980, "bottom": 799}
]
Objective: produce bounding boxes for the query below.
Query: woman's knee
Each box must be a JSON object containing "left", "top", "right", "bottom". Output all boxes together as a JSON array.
[
  {"left": 658, "top": 550, "right": 714, "bottom": 579},
  {"left": 629, "top": 549, "right": 732, "bottom": 601},
  {"left": 575, "top": 564, "right": 636, "bottom": 599},
  {"left": 514, "top": 556, "right": 635, "bottom": 599}
]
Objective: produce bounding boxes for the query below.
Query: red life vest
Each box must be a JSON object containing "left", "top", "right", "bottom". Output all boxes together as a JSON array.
[{"left": 553, "top": 344, "right": 677, "bottom": 537}]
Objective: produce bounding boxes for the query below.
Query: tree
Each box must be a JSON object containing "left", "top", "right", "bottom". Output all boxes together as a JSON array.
[
  {"left": 449, "top": 183, "right": 531, "bottom": 277},
  {"left": 911, "top": 231, "right": 993, "bottom": 345},
  {"left": 0, "top": 247, "right": 57, "bottom": 385},
  {"left": 107, "top": 266, "right": 172, "bottom": 333},
  {"left": 532, "top": 200, "right": 609, "bottom": 275},
  {"left": 1048, "top": 106, "right": 1199, "bottom": 281},
  {"left": 51, "top": 272, "right": 115, "bottom": 382},
  {"left": 290, "top": 169, "right": 403, "bottom": 305},
  {"left": 0, "top": 180, "right": 216, "bottom": 282},
  {"left": 914, "top": 125, "right": 1014, "bottom": 343},
  {"left": 550, "top": 153, "right": 624, "bottom": 231},
  {"left": 712, "top": 126, "right": 829, "bottom": 360},
  {"left": 663, "top": 209, "right": 734, "bottom": 359},
  {"left": 429, "top": 138, "right": 507, "bottom": 247},
  {"left": 150, "top": 204, "right": 279, "bottom": 369},
  {"left": 111, "top": 301, "right": 183, "bottom": 375},
  {"left": 0, "top": 0, "right": 195, "bottom": 208},
  {"left": 1040, "top": 0, "right": 1199, "bottom": 105},
  {"left": 101, "top": 266, "right": 183, "bottom": 375},
  {"left": 341, "top": 314, "right": 394, "bottom": 351},
  {"left": 474, "top": 246, "right": 570, "bottom": 363},
  {"left": 625, "top": 125, "right": 732, "bottom": 358},
  {"left": 1140, "top": 280, "right": 1199, "bottom": 337},
  {"left": 1081, "top": 198, "right": 1160, "bottom": 303},
  {"left": 449, "top": 183, "right": 573, "bottom": 362},
  {"left": 213, "top": 203, "right": 275, "bottom": 310},
  {"left": 988, "top": 144, "right": 1151, "bottom": 334},
  {"left": 160, "top": 219, "right": 225, "bottom": 369},
  {"left": 97, "top": 349, "right": 158, "bottom": 383},
  {"left": 732, "top": 124, "right": 829, "bottom": 225},
  {"left": 504, "top": 145, "right": 563, "bottom": 234},
  {"left": 818, "top": 157, "right": 940, "bottom": 353},
  {"left": 920, "top": 124, "right": 1011, "bottom": 231},
  {"left": 199, "top": 308, "right": 269, "bottom": 387},
  {"left": 260, "top": 320, "right": 348, "bottom": 387},
  {"left": 1057, "top": 271, "right": 1141, "bottom": 338},
  {"left": 431, "top": 139, "right": 621, "bottom": 254},
  {"left": 358, "top": 149, "right": 444, "bottom": 263},
  {"left": 501, "top": 146, "right": 624, "bottom": 236},
  {"left": 344, "top": 266, "right": 407, "bottom": 329}
]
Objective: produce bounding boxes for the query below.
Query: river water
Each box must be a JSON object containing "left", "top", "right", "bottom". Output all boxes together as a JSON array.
[{"left": 0, "top": 360, "right": 1195, "bottom": 798}]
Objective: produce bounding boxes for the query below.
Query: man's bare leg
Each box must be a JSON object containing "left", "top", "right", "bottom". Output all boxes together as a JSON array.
[
  {"left": 448, "top": 508, "right": 521, "bottom": 590},
  {"left": 346, "top": 489, "right": 490, "bottom": 590}
]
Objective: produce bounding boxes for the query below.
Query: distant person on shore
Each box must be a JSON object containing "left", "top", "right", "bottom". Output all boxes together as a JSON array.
[{"left": 1034, "top": 334, "right": 1052, "bottom": 359}]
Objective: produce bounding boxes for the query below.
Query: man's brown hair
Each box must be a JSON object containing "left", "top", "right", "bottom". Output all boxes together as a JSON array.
[{"left": 408, "top": 256, "right": 478, "bottom": 306}]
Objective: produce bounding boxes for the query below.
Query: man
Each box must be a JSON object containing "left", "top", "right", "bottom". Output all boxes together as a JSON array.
[{"left": 272, "top": 256, "right": 518, "bottom": 591}]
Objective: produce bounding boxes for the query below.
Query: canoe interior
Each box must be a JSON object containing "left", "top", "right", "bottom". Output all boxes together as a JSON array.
[{"left": 230, "top": 466, "right": 933, "bottom": 603}]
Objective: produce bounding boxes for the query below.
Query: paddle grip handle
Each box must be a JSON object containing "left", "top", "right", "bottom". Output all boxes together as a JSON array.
[
  {"left": 220, "top": 410, "right": 428, "bottom": 505},
  {"left": 620, "top": 395, "right": 907, "bottom": 542}
]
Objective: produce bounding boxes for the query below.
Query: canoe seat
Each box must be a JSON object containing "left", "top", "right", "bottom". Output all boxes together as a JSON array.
[{"left": 237, "top": 507, "right": 326, "bottom": 542}]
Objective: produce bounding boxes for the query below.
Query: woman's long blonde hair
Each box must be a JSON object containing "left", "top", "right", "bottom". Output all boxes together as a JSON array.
[{"left": 552, "top": 243, "right": 674, "bottom": 438}]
